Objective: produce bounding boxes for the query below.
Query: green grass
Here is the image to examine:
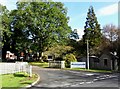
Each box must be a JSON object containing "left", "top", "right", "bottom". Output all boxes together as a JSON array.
[
  {"left": 64, "top": 68, "right": 112, "bottom": 73},
  {"left": 29, "top": 62, "right": 112, "bottom": 73},
  {"left": 29, "top": 62, "right": 49, "bottom": 68},
  {"left": 1, "top": 72, "right": 38, "bottom": 88}
]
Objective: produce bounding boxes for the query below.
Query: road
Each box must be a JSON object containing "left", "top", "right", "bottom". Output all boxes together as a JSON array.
[{"left": 29, "top": 66, "right": 119, "bottom": 89}]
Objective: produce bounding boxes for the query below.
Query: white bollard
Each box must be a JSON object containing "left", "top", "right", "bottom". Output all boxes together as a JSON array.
[
  {"left": 29, "top": 66, "right": 32, "bottom": 77},
  {"left": 61, "top": 61, "right": 65, "bottom": 69}
]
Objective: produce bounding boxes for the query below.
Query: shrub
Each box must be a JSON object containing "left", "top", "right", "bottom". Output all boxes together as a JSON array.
[
  {"left": 64, "top": 53, "right": 77, "bottom": 68},
  {"left": 42, "top": 55, "right": 48, "bottom": 62}
]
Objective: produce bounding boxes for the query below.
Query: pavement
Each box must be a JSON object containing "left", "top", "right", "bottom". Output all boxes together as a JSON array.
[{"left": 28, "top": 66, "right": 119, "bottom": 89}]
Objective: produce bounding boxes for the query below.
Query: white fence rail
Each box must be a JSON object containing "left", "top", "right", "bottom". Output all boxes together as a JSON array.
[
  {"left": 0, "top": 62, "right": 32, "bottom": 76},
  {"left": 49, "top": 61, "right": 65, "bottom": 68}
]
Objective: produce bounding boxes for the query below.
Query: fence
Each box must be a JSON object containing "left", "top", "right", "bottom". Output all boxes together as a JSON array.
[
  {"left": 49, "top": 61, "right": 65, "bottom": 68},
  {"left": 0, "top": 62, "right": 32, "bottom": 77}
]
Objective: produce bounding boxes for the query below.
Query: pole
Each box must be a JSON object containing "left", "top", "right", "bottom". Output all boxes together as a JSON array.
[{"left": 87, "top": 40, "right": 89, "bottom": 70}]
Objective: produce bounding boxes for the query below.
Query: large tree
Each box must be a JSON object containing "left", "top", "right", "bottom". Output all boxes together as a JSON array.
[
  {"left": 102, "top": 24, "right": 120, "bottom": 71},
  {"left": 83, "top": 6, "right": 102, "bottom": 55},
  {"left": 11, "top": 1, "right": 71, "bottom": 58},
  {"left": 102, "top": 24, "right": 118, "bottom": 52},
  {"left": 117, "top": 29, "right": 120, "bottom": 71},
  {"left": 0, "top": 4, "right": 12, "bottom": 60}
]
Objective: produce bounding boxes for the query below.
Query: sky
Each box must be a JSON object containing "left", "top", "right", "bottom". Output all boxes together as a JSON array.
[{"left": 0, "top": 0, "right": 119, "bottom": 39}]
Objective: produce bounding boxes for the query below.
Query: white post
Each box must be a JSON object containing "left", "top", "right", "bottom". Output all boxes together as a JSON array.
[
  {"left": 29, "top": 66, "right": 32, "bottom": 77},
  {"left": 87, "top": 40, "right": 89, "bottom": 70},
  {"left": 61, "top": 61, "right": 65, "bottom": 69}
]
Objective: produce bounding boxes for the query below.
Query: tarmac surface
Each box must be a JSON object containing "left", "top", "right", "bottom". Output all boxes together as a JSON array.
[{"left": 29, "top": 66, "right": 119, "bottom": 89}]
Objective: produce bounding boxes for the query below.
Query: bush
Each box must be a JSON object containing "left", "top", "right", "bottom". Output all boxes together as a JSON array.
[
  {"left": 42, "top": 55, "right": 48, "bottom": 62},
  {"left": 64, "top": 53, "right": 77, "bottom": 68}
]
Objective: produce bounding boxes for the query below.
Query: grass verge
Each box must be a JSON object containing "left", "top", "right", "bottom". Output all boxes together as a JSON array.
[
  {"left": 1, "top": 72, "right": 38, "bottom": 88},
  {"left": 64, "top": 68, "right": 112, "bottom": 73},
  {"left": 29, "top": 62, "right": 49, "bottom": 68}
]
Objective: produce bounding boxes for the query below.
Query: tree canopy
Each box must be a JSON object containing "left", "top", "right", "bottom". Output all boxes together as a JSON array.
[
  {"left": 83, "top": 6, "right": 102, "bottom": 48},
  {"left": 1, "top": 1, "right": 71, "bottom": 59},
  {"left": 0, "top": 4, "right": 13, "bottom": 60}
]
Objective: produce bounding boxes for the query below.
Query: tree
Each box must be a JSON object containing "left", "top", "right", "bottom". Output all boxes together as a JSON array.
[
  {"left": 43, "top": 45, "right": 73, "bottom": 58},
  {"left": 102, "top": 24, "right": 118, "bottom": 42},
  {"left": 64, "top": 53, "right": 77, "bottom": 68},
  {"left": 9, "top": 9, "right": 32, "bottom": 55},
  {"left": 11, "top": 1, "right": 71, "bottom": 59},
  {"left": 117, "top": 29, "right": 120, "bottom": 71},
  {"left": 0, "top": 4, "right": 12, "bottom": 60},
  {"left": 102, "top": 24, "right": 120, "bottom": 71},
  {"left": 69, "top": 29, "right": 79, "bottom": 40},
  {"left": 102, "top": 24, "right": 118, "bottom": 52},
  {"left": 83, "top": 6, "right": 102, "bottom": 55}
]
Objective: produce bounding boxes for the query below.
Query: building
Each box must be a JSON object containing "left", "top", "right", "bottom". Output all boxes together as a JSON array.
[
  {"left": 98, "top": 52, "right": 118, "bottom": 71},
  {"left": 79, "top": 52, "right": 118, "bottom": 71}
]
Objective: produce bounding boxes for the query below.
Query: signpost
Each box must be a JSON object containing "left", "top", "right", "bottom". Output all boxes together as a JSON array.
[
  {"left": 87, "top": 40, "right": 89, "bottom": 70},
  {"left": 70, "top": 62, "right": 86, "bottom": 68}
]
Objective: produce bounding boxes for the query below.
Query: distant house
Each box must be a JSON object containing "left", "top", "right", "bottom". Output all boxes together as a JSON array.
[
  {"left": 98, "top": 52, "right": 118, "bottom": 71},
  {"left": 78, "top": 52, "right": 118, "bottom": 71},
  {"left": 78, "top": 56, "right": 100, "bottom": 69}
]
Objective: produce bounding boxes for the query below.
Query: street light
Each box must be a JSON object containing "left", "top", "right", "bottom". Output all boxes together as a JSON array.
[{"left": 87, "top": 40, "right": 89, "bottom": 70}]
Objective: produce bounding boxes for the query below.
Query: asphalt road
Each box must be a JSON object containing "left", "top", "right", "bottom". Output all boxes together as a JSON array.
[{"left": 29, "top": 66, "right": 119, "bottom": 89}]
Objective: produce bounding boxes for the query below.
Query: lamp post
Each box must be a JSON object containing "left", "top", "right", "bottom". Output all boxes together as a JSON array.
[{"left": 87, "top": 40, "right": 89, "bottom": 70}]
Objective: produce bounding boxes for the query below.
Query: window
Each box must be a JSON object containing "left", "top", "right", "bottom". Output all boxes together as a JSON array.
[
  {"left": 48, "top": 56, "right": 52, "bottom": 59},
  {"left": 104, "top": 59, "right": 107, "bottom": 66}
]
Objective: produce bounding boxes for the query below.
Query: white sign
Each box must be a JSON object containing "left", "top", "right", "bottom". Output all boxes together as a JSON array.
[{"left": 71, "top": 62, "right": 86, "bottom": 68}]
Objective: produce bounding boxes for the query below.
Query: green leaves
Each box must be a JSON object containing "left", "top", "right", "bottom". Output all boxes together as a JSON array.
[
  {"left": 83, "top": 6, "right": 102, "bottom": 48},
  {"left": 82, "top": 6, "right": 102, "bottom": 55},
  {"left": 3, "top": 2, "right": 71, "bottom": 56}
]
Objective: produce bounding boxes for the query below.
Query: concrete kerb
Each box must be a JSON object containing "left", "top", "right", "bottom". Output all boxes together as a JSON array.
[{"left": 25, "top": 73, "right": 40, "bottom": 88}]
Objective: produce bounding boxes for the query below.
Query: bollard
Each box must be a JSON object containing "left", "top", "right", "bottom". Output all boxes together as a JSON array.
[
  {"left": 29, "top": 65, "right": 32, "bottom": 77},
  {"left": 61, "top": 61, "right": 65, "bottom": 69}
]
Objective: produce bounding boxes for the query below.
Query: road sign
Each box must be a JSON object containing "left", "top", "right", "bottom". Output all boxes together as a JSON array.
[{"left": 71, "top": 62, "right": 86, "bottom": 68}]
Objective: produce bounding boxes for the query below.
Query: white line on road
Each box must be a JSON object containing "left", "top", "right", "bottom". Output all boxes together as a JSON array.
[
  {"left": 93, "top": 79, "right": 98, "bottom": 81},
  {"left": 85, "top": 73, "right": 94, "bottom": 76},
  {"left": 79, "top": 82, "right": 85, "bottom": 84},
  {"left": 100, "top": 78, "right": 105, "bottom": 79},
  {"left": 86, "top": 81, "right": 93, "bottom": 84}
]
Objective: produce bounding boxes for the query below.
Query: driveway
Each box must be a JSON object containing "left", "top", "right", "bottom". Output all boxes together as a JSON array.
[{"left": 29, "top": 66, "right": 119, "bottom": 89}]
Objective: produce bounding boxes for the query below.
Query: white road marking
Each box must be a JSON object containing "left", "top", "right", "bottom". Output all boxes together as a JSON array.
[
  {"left": 100, "top": 78, "right": 105, "bottom": 80},
  {"left": 96, "top": 77, "right": 100, "bottom": 78},
  {"left": 93, "top": 79, "right": 98, "bottom": 81},
  {"left": 86, "top": 73, "right": 94, "bottom": 76},
  {"left": 79, "top": 82, "right": 85, "bottom": 84},
  {"left": 86, "top": 81, "right": 93, "bottom": 84}
]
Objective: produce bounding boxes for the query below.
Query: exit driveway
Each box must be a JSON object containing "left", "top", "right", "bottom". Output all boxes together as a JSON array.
[{"left": 29, "top": 66, "right": 119, "bottom": 89}]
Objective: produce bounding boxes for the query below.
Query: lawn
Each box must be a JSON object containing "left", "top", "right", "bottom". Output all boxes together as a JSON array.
[
  {"left": 1, "top": 72, "right": 38, "bottom": 88},
  {"left": 29, "top": 62, "right": 49, "bottom": 68},
  {"left": 29, "top": 62, "right": 112, "bottom": 73}
]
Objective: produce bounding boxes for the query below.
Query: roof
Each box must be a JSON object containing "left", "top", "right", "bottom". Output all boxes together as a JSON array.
[
  {"left": 100, "top": 52, "right": 119, "bottom": 60},
  {"left": 109, "top": 52, "right": 119, "bottom": 59}
]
